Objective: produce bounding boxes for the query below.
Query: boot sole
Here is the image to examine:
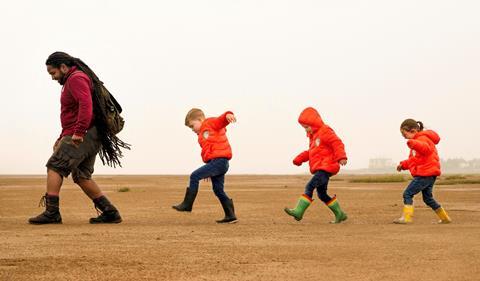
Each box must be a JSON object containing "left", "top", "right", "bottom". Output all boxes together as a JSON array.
[
  {"left": 284, "top": 208, "right": 302, "bottom": 221},
  {"left": 28, "top": 220, "right": 62, "bottom": 225},
  {"left": 172, "top": 203, "right": 192, "bottom": 212},
  {"left": 393, "top": 220, "right": 411, "bottom": 224},
  {"left": 330, "top": 215, "right": 348, "bottom": 224},
  {"left": 330, "top": 218, "right": 347, "bottom": 224},
  {"left": 172, "top": 206, "right": 192, "bottom": 212},
  {"left": 89, "top": 220, "right": 122, "bottom": 224},
  {"left": 89, "top": 217, "right": 123, "bottom": 224},
  {"left": 216, "top": 219, "right": 238, "bottom": 224}
]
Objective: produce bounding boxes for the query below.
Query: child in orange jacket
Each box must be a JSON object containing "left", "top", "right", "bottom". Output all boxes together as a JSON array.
[
  {"left": 284, "top": 107, "right": 348, "bottom": 223},
  {"left": 172, "top": 108, "right": 238, "bottom": 224},
  {"left": 395, "top": 119, "right": 451, "bottom": 224}
]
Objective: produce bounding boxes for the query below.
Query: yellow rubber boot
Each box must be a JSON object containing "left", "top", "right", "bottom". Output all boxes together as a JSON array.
[
  {"left": 435, "top": 207, "right": 452, "bottom": 224},
  {"left": 394, "top": 205, "right": 414, "bottom": 224}
]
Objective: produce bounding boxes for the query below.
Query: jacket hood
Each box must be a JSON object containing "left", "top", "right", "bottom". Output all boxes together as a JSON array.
[
  {"left": 298, "top": 107, "right": 325, "bottom": 132},
  {"left": 415, "top": 130, "right": 440, "bottom": 144}
]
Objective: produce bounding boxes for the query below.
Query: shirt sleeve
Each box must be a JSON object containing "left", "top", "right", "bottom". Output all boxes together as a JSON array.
[
  {"left": 210, "top": 111, "right": 234, "bottom": 130},
  {"left": 407, "top": 138, "right": 432, "bottom": 155},
  {"left": 68, "top": 75, "right": 93, "bottom": 137},
  {"left": 325, "top": 128, "right": 347, "bottom": 162}
]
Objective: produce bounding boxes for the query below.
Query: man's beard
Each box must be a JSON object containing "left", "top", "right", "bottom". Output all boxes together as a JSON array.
[{"left": 57, "top": 74, "right": 66, "bottom": 85}]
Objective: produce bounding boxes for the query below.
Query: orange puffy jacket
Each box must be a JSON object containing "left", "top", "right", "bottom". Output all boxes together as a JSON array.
[
  {"left": 198, "top": 111, "right": 233, "bottom": 163},
  {"left": 399, "top": 130, "right": 441, "bottom": 177},
  {"left": 293, "top": 107, "right": 347, "bottom": 175}
]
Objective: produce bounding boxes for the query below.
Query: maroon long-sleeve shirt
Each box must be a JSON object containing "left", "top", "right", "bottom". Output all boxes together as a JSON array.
[{"left": 59, "top": 66, "right": 94, "bottom": 139}]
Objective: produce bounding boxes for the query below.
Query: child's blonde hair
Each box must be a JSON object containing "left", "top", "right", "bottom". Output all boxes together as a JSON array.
[{"left": 185, "top": 108, "right": 205, "bottom": 126}]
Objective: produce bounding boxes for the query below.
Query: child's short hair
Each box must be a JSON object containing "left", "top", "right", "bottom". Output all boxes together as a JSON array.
[
  {"left": 401, "top": 118, "right": 424, "bottom": 131},
  {"left": 185, "top": 108, "right": 205, "bottom": 126}
]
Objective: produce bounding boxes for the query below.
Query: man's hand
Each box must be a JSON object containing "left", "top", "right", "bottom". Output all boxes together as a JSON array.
[
  {"left": 53, "top": 139, "right": 60, "bottom": 152},
  {"left": 226, "top": 113, "right": 236, "bottom": 124},
  {"left": 72, "top": 134, "right": 84, "bottom": 146},
  {"left": 396, "top": 164, "right": 403, "bottom": 172},
  {"left": 339, "top": 159, "right": 348, "bottom": 166}
]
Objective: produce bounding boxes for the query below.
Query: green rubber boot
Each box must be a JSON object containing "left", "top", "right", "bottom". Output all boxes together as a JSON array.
[
  {"left": 327, "top": 197, "right": 347, "bottom": 224},
  {"left": 284, "top": 194, "right": 312, "bottom": 221}
]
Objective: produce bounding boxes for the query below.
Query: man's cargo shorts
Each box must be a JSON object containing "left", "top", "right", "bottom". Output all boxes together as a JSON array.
[{"left": 46, "top": 127, "right": 101, "bottom": 183}]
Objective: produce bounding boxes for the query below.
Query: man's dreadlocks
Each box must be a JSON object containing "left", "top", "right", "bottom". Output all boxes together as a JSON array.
[{"left": 46, "top": 51, "right": 131, "bottom": 167}]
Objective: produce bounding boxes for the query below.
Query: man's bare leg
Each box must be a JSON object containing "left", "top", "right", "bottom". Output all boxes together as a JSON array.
[
  {"left": 46, "top": 169, "right": 63, "bottom": 196},
  {"left": 77, "top": 178, "right": 103, "bottom": 199},
  {"left": 28, "top": 169, "right": 63, "bottom": 224}
]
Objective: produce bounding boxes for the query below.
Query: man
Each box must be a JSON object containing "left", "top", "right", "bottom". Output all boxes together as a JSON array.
[{"left": 29, "top": 52, "right": 124, "bottom": 224}]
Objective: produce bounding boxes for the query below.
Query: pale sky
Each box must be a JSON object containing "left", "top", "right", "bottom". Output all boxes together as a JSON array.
[{"left": 0, "top": 1, "right": 479, "bottom": 174}]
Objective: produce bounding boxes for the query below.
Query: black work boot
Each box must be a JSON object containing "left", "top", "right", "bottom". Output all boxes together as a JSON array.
[
  {"left": 216, "top": 198, "right": 238, "bottom": 224},
  {"left": 172, "top": 187, "right": 198, "bottom": 212},
  {"left": 89, "top": 196, "right": 122, "bottom": 224},
  {"left": 28, "top": 193, "right": 62, "bottom": 225}
]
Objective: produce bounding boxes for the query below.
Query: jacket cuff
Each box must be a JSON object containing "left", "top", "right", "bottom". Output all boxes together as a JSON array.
[
  {"left": 223, "top": 111, "right": 234, "bottom": 119},
  {"left": 335, "top": 156, "right": 347, "bottom": 162},
  {"left": 406, "top": 140, "right": 415, "bottom": 149},
  {"left": 73, "top": 130, "right": 86, "bottom": 137}
]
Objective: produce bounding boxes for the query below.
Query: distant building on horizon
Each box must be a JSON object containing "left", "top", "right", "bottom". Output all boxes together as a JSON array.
[
  {"left": 354, "top": 157, "right": 480, "bottom": 174},
  {"left": 441, "top": 158, "right": 480, "bottom": 173},
  {"left": 368, "top": 158, "right": 395, "bottom": 170}
]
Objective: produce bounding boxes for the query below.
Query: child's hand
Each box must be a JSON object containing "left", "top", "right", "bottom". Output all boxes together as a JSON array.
[
  {"left": 226, "top": 113, "right": 236, "bottom": 123},
  {"left": 339, "top": 159, "right": 347, "bottom": 166},
  {"left": 203, "top": 178, "right": 210, "bottom": 182},
  {"left": 396, "top": 164, "right": 403, "bottom": 172},
  {"left": 293, "top": 159, "right": 303, "bottom": 166}
]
